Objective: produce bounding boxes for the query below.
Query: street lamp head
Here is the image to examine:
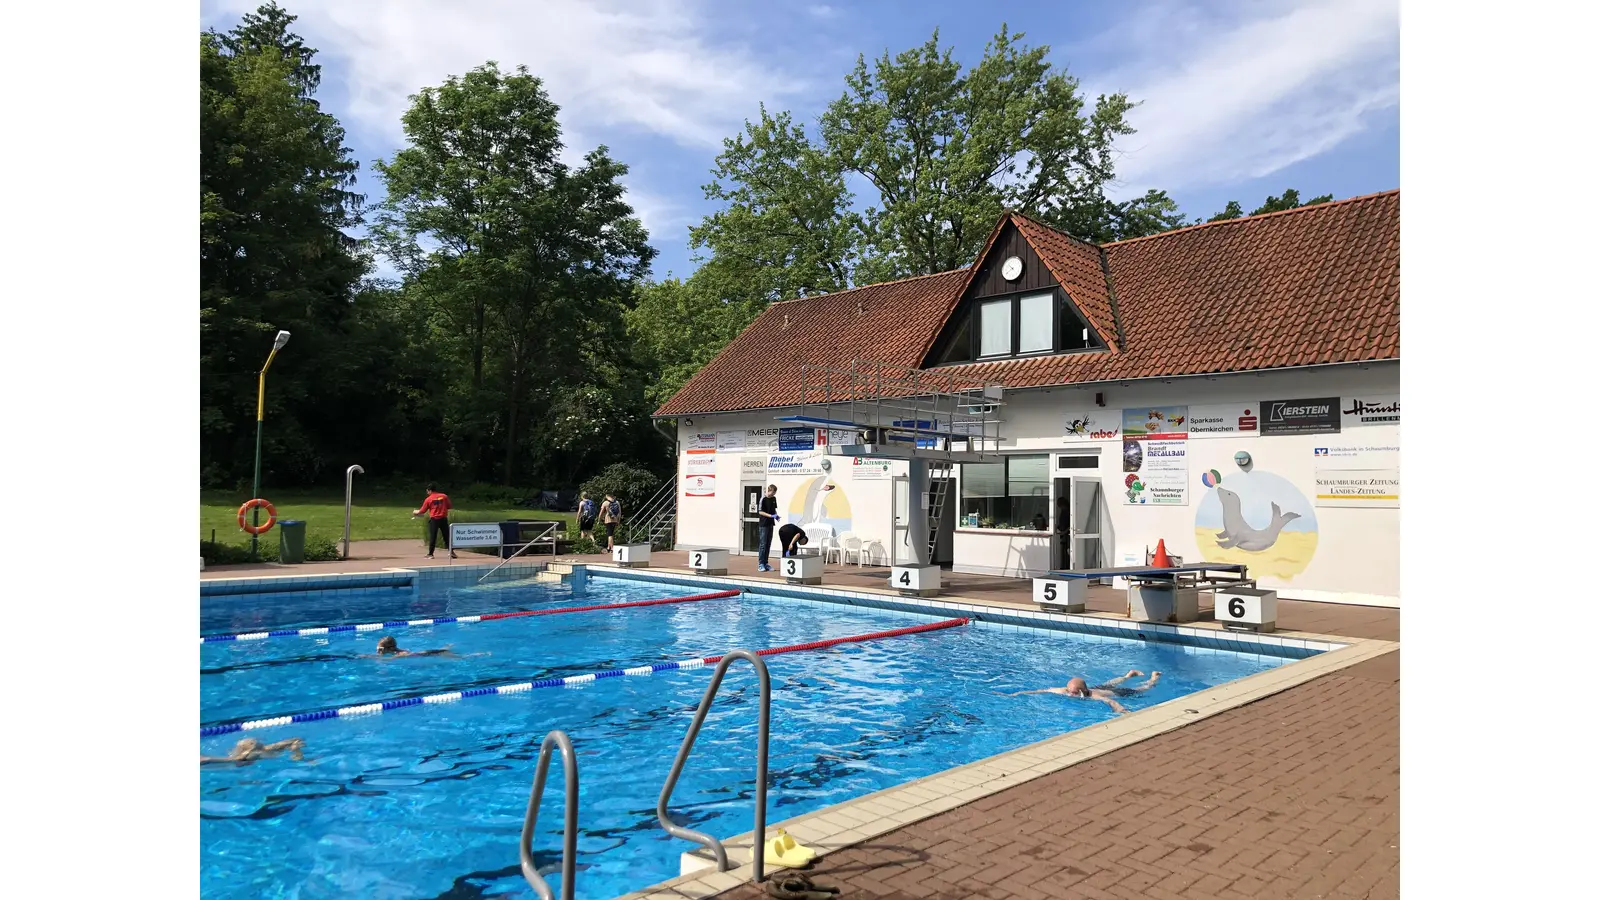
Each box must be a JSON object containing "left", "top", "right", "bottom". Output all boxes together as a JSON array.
[{"left": 273, "top": 330, "right": 292, "bottom": 350}]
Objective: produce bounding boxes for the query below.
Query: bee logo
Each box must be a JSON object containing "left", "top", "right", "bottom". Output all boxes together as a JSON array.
[{"left": 1066, "top": 417, "right": 1090, "bottom": 436}]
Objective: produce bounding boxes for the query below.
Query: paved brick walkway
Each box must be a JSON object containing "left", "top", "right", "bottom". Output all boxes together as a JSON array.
[{"left": 715, "top": 650, "right": 1398, "bottom": 900}]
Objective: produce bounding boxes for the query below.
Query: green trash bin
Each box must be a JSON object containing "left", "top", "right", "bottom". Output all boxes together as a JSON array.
[{"left": 278, "top": 520, "right": 307, "bottom": 564}]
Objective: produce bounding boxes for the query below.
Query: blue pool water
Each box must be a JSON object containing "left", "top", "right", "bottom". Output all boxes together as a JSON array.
[{"left": 200, "top": 574, "right": 1303, "bottom": 900}]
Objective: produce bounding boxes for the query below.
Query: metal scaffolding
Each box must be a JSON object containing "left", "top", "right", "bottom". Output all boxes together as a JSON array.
[{"left": 778, "top": 359, "right": 1006, "bottom": 462}]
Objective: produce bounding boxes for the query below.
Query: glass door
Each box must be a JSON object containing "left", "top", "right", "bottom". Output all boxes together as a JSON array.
[
  {"left": 1070, "top": 476, "right": 1104, "bottom": 573},
  {"left": 740, "top": 484, "right": 764, "bottom": 553}
]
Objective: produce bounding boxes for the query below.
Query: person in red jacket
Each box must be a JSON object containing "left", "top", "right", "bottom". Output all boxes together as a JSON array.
[{"left": 413, "top": 484, "right": 458, "bottom": 559}]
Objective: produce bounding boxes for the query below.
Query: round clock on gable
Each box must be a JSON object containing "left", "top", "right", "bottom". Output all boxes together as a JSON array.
[{"left": 1000, "top": 255, "right": 1024, "bottom": 281}]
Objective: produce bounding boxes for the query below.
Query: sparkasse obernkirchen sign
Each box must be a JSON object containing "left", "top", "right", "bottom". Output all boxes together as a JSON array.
[{"left": 1260, "top": 397, "right": 1341, "bottom": 435}]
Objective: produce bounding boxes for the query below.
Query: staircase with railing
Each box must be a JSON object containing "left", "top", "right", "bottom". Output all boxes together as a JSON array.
[{"left": 618, "top": 478, "right": 677, "bottom": 550}]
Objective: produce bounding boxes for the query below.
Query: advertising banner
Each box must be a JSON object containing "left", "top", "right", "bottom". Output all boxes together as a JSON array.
[
  {"left": 1340, "top": 395, "right": 1400, "bottom": 428},
  {"left": 683, "top": 449, "right": 716, "bottom": 496},
  {"left": 766, "top": 453, "right": 829, "bottom": 477},
  {"left": 1261, "top": 398, "right": 1341, "bottom": 435},
  {"left": 686, "top": 432, "right": 718, "bottom": 452},
  {"left": 716, "top": 430, "right": 746, "bottom": 452},
  {"left": 778, "top": 427, "right": 817, "bottom": 452},
  {"left": 1063, "top": 408, "right": 1122, "bottom": 441},
  {"left": 1186, "top": 404, "right": 1261, "bottom": 438},
  {"left": 1122, "top": 406, "right": 1188, "bottom": 505},
  {"left": 850, "top": 457, "right": 892, "bottom": 480},
  {"left": 1315, "top": 469, "right": 1400, "bottom": 507},
  {"left": 743, "top": 428, "right": 781, "bottom": 451}
]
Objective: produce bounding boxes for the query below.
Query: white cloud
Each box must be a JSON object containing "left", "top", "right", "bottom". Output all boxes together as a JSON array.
[
  {"left": 807, "top": 4, "right": 841, "bottom": 18},
  {"left": 203, "top": 0, "right": 804, "bottom": 149},
  {"left": 1076, "top": 0, "right": 1399, "bottom": 195}
]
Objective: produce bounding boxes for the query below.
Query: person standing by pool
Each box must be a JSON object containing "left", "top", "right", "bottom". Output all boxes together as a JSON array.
[
  {"left": 998, "top": 670, "right": 1161, "bottom": 714},
  {"left": 756, "top": 484, "right": 779, "bottom": 571},
  {"left": 413, "top": 484, "right": 457, "bottom": 560},
  {"left": 601, "top": 493, "right": 622, "bottom": 551},
  {"left": 577, "top": 492, "right": 597, "bottom": 542}
]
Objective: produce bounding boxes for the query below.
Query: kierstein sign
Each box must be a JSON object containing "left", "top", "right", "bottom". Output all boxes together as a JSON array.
[{"left": 1261, "top": 397, "right": 1341, "bottom": 436}]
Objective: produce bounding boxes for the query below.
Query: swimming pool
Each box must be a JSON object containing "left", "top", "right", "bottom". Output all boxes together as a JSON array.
[{"left": 200, "top": 570, "right": 1310, "bottom": 900}]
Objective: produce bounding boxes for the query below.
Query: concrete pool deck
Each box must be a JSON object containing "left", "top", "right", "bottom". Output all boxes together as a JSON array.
[{"left": 202, "top": 543, "right": 1400, "bottom": 900}]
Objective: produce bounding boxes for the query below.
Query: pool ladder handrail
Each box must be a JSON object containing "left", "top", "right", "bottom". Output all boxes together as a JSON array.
[
  {"left": 479, "top": 522, "right": 560, "bottom": 583},
  {"left": 521, "top": 729, "right": 579, "bottom": 900},
  {"left": 656, "top": 649, "right": 771, "bottom": 883}
]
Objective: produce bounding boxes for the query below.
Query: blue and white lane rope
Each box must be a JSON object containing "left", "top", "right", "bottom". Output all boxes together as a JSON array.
[
  {"left": 199, "top": 590, "right": 742, "bottom": 643},
  {"left": 199, "top": 616, "right": 970, "bottom": 737}
]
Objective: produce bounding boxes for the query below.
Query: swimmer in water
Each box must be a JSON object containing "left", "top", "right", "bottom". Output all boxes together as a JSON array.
[
  {"left": 998, "top": 670, "right": 1161, "bottom": 714},
  {"left": 201, "top": 737, "right": 305, "bottom": 765},
  {"left": 370, "top": 635, "right": 460, "bottom": 659}
]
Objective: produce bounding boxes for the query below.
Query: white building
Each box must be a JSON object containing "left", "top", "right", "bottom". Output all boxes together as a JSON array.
[{"left": 655, "top": 192, "right": 1400, "bottom": 607}]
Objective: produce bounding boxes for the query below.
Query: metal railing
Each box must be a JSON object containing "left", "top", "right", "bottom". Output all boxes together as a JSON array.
[
  {"left": 656, "top": 649, "right": 771, "bottom": 883},
  {"left": 478, "top": 522, "right": 559, "bottom": 583},
  {"left": 619, "top": 478, "right": 677, "bottom": 550},
  {"left": 521, "top": 730, "right": 579, "bottom": 900}
]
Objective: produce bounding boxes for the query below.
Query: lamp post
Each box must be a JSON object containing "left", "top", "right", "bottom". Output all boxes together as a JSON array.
[{"left": 250, "top": 330, "right": 292, "bottom": 560}]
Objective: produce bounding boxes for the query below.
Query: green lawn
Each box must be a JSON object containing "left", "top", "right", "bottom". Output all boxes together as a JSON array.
[{"left": 201, "top": 488, "right": 577, "bottom": 547}]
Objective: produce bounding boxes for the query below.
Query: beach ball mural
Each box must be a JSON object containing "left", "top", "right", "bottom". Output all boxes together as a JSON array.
[{"left": 1194, "top": 465, "right": 1318, "bottom": 580}]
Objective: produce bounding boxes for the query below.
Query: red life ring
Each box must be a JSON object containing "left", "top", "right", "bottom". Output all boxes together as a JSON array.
[{"left": 238, "top": 499, "right": 277, "bottom": 535}]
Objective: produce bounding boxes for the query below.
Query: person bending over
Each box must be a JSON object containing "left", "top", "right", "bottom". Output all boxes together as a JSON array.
[
  {"left": 778, "top": 523, "right": 809, "bottom": 558},
  {"left": 999, "top": 670, "right": 1161, "bottom": 714},
  {"left": 371, "top": 635, "right": 459, "bottom": 659},
  {"left": 201, "top": 737, "right": 306, "bottom": 765}
]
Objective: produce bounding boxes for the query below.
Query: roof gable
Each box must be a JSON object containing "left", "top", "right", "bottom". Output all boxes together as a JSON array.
[{"left": 655, "top": 190, "right": 1400, "bottom": 417}]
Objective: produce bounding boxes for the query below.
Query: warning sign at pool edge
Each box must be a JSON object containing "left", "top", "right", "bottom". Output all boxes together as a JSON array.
[
  {"left": 684, "top": 449, "right": 715, "bottom": 497},
  {"left": 450, "top": 523, "right": 503, "bottom": 548}
]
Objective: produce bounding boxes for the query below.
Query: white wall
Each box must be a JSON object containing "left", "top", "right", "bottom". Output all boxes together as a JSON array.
[
  {"left": 985, "top": 362, "right": 1400, "bottom": 605},
  {"left": 671, "top": 362, "right": 1400, "bottom": 607},
  {"left": 674, "top": 411, "right": 903, "bottom": 560}
]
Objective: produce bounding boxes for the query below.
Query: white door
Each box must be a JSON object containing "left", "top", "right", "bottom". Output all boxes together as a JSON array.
[
  {"left": 891, "top": 475, "right": 910, "bottom": 565},
  {"left": 1070, "top": 476, "right": 1104, "bottom": 573}
]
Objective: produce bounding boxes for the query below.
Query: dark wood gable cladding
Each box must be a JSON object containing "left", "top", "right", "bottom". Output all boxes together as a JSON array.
[
  {"left": 966, "top": 221, "right": 1057, "bottom": 298},
  {"left": 922, "top": 219, "right": 1109, "bottom": 367}
]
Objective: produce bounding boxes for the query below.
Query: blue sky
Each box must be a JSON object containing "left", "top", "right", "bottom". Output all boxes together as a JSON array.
[{"left": 201, "top": 0, "right": 1398, "bottom": 283}]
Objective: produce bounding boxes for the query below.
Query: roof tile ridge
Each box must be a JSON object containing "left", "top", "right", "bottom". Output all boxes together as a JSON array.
[{"left": 1103, "top": 188, "right": 1400, "bottom": 249}]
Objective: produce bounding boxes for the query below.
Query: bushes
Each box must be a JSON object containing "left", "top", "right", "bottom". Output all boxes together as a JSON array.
[
  {"left": 201, "top": 534, "right": 342, "bottom": 565},
  {"left": 580, "top": 463, "right": 663, "bottom": 510}
]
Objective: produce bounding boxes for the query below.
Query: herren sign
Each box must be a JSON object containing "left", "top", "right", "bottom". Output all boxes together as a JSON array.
[{"left": 1260, "top": 397, "right": 1341, "bottom": 436}]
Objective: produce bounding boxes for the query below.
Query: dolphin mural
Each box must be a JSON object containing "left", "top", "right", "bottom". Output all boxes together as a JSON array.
[{"left": 1213, "top": 486, "right": 1301, "bottom": 551}]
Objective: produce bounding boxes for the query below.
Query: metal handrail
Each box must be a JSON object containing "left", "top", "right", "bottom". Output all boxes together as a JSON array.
[
  {"left": 342, "top": 465, "right": 364, "bottom": 559},
  {"left": 520, "top": 730, "right": 579, "bottom": 900},
  {"left": 478, "top": 522, "right": 559, "bottom": 583},
  {"left": 657, "top": 649, "right": 771, "bottom": 883}
]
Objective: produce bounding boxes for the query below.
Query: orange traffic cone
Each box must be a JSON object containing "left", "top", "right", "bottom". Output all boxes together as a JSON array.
[{"left": 1151, "top": 539, "right": 1174, "bottom": 568}]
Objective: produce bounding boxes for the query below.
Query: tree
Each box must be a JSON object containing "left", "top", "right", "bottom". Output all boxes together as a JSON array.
[
  {"left": 627, "top": 277, "right": 763, "bottom": 411},
  {"left": 200, "top": 3, "right": 369, "bottom": 486},
  {"left": 372, "top": 62, "right": 656, "bottom": 485},
  {"left": 1205, "top": 188, "right": 1335, "bottom": 222},
  {"left": 688, "top": 26, "right": 1184, "bottom": 299}
]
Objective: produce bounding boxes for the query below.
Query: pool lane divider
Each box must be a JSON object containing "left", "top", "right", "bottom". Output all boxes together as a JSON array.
[
  {"left": 199, "top": 590, "right": 743, "bottom": 644},
  {"left": 199, "top": 616, "right": 970, "bottom": 737}
]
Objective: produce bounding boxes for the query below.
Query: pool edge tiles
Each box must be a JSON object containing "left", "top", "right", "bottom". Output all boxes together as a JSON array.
[
  {"left": 198, "top": 560, "right": 550, "bottom": 597},
  {"left": 632, "top": 635, "right": 1399, "bottom": 900}
]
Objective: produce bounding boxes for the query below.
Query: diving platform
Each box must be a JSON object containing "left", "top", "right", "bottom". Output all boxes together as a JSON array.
[{"left": 782, "top": 359, "right": 1006, "bottom": 463}]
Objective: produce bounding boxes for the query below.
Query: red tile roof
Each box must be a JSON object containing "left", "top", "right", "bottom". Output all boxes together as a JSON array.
[{"left": 654, "top": 190, "right": 1399, "bottom": 416}]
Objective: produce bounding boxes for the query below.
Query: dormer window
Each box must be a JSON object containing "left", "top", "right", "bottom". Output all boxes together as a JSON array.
[{"left": 931, "top": 287, "right": 1103, "bottom": 365}]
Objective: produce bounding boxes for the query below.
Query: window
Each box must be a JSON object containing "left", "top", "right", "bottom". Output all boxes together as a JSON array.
[
  {"left": 959, "top": 455, "right": 1049, "bottom": 531},
  {"left": 927, "top": 288, "right": 1106, "bottom": 366},
  {"left": 979, "top": 299, "right": 1012, "bottom": 357},
  {"left": 1056, "top": 455, "right": 1099, "bottom": 470},
  {"left": 1017, "top": 293, "right": 1053, "bottom": 353}
]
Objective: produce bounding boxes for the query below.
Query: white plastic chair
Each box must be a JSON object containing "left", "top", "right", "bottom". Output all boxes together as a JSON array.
[
  {"left": 819, "top": 534, "right": 843, "bottom": 564},
  {"left": 860, "top": 539, "right": 887, "bottom": 567},
  {"left": 841, "top": 534, "right": 867, "bottom": 567}
]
